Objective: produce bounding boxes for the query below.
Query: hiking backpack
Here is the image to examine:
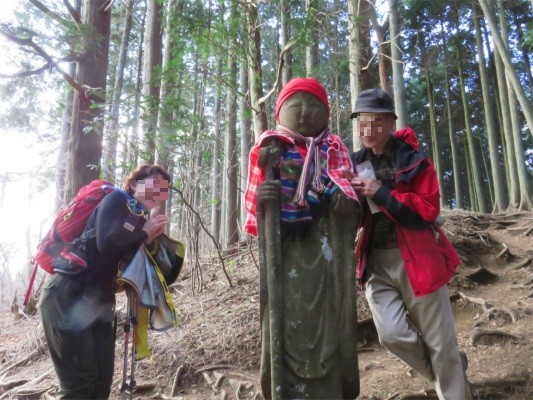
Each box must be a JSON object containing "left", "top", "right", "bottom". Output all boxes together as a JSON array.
[{"left": 24, "top": 179, "right": 116, "bottom": 305}]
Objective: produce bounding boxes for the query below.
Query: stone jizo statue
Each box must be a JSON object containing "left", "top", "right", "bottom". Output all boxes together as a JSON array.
[{"left": 244, "top": 78, "right": 361, "bottom": 400}]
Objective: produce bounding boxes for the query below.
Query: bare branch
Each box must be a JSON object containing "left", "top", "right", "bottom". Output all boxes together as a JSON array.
[
  {"left": 0, "top": 27, "right": 86, "bottom": 97},
  {"left": 62, "top": 0, "right": 82, "bottom": 24},
  {"left": 0, "top": 63, "right": 50, "bottom": 78},
  {"left": 258, "top": 39, "right": 297, "bottom": 106},
  {"left": 104, "top": 0, "right": 116, "bottom": 12},
  {"left": 27, "top": 0, "right": 71, "bottom": 26},
  {"left": 171, "top": 186, "right": 233, "bottom": 287}
]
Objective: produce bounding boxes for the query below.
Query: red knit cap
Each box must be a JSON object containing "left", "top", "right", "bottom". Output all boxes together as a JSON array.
[{"left": 275, "top": 77, "right": 330, "bottom": 122}]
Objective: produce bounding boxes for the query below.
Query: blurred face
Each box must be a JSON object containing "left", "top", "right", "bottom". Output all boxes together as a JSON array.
[
  {"left": 278, "top": 91, "right": 328, "bottom": 137},
  {"left": 131, "top": 174, "right": 169, "bottom": 210},
  {"left": 357, "top": 112, "right": 396, "bottom": 154}
]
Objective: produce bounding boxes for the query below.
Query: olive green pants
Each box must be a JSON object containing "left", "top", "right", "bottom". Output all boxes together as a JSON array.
[{"left": 39, "top": 274, "right": 115, "bottom": 399}]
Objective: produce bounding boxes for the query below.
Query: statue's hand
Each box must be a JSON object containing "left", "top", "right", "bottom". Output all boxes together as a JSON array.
[
  {"left": 332, "top": 189, "right": 357, "bottom": 215},
  {"left": 258, "top": 180, "right": 280, "bottom": 206}
]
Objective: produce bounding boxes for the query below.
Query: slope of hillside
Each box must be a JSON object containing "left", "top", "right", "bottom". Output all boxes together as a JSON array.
[{"left": 0, "top": 210, "right": 531, "bottom": 399}]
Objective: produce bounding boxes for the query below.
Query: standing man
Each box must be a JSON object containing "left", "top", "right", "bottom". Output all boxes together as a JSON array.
[{"left": 349, "top": 88, "right": 472, "bottom": 400}]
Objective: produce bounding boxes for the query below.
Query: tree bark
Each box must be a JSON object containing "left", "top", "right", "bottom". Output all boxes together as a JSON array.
[
  {"left": 247, "top": 0, "right": 268, "bottom": 140},
  {"left": 141, "top": 0, "right": 163, "bottom": 163},
  {"left": 494, "top": 0, "right": 531, "bottom": 210},
  {"left": 67, "top": 0, "right": 111, "bottom": 199},
  {"left": 472, "top": 1, "right": 506, "bottom": 212},
  {"left": 280, "top": 0, "right": 292, "bottom": 85},
  {"left": 103, "top": 0, "right": 134, "bottom": 182},
  {"left": 239, "top": 58, "right": 252, "bottom": 233},
  {"left": 479, "top": 0, "right": 533, "bottom": 140},
  {"left": 457, "top": 43, "right": 486, "bottom": 212},
  {"left": 224, "top": 0, "right": 239, "bottom": 248},
  {"left": 347, "top": 0, "right": 373, "bottom": 151},
  {"left": 210, "top": 57, "right": 223, "bottom": 247},
  {"left": 127, "top": 2, "right": 146, "bottom": 169},
  {"left": 389, "top": 0, "right": 407, "bottom": 128},
  {"left": 305, "top": 0, "right": 319, "bottom": 77},
  {"left": 426, "top": 72, "right": 445, "bottom": 208}
]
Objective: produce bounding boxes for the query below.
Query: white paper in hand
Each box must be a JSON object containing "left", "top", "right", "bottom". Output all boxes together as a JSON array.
[{"left": 355, "top": 161, "right": 381, "bottom": 214}]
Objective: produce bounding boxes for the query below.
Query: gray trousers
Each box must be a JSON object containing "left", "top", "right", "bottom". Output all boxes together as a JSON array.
[{"left": 365, "top": 248, "right": 471, "bottom": 400}]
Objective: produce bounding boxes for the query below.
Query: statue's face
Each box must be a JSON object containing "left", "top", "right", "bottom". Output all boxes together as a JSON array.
[{"left": 278, "top": 91, "right": 328, "bottom": 137}]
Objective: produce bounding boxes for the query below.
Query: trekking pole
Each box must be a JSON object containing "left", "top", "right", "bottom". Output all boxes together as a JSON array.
[
  {"left": 258, "top": 138, "right": 284, "bottom": 400},
  {"left": 128, "top": 291, "right": 138, "bottom": 400},
  {"left": 121, "top": 290, "right": 132, "bottom": 400}
]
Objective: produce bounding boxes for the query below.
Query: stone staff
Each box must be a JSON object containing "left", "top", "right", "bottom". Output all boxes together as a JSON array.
[{"left": 257, "top": 137, "right": 284, "bottom": 400}]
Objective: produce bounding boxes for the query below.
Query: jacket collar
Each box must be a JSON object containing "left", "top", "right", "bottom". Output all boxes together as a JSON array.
[{"left": 352, "top": 135, "right": 429, "bottom": 183}]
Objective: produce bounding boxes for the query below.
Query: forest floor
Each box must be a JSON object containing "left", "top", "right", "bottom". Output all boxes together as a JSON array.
[{"left": 0, "top": 210, "right": 532, "bottom": 400}]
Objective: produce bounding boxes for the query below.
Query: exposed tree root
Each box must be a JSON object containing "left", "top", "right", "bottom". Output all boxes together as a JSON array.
[
  {"left": 458, "top": 292, "right": 492, "bottom": 312},
  {"left": 470, "top": 327, "right": 520, "bottom": 346},
  {"left": 465, "top": 267, "right": 499, "bottom": 284},
  {"left": 133, "top": 381, "right": 158, "bottom": 391},
  {"left": 458, "top": 292, "right": 518, "bottom": 323},
  {"left": 196, "top": 364, "right": 233, "bottom": 374},
  {"left": 395, "top": 388, "right": 438, "bottom": 399},
  {"left": 0, "top": 350, "right": 39, "bottom": 376},
  {"left": 0, "top": 378, "right": 29, "bottom": 392},
  {"left": 483, "top": 306, "right": 519, "bottom": 323},
  {"left": 514, "top": 257, "right": 532, "bottom": 269},
  {"left": 471, "top": 376, "right": 529, "bottom": 388},
  {"left": 170, "top": 365, "right": 184, "bottom": 397},
  {"left": 497, "top": 243, "right": 511, "bottom": 259},
  {"left": 0, "top": 367, "right": 54, "bottom": 399},
  {"left": 389, "top": 376, "right": 531, "bottom": 400},
  {"left": 213, "top": 371, "right": 226, "bottom": 389}
]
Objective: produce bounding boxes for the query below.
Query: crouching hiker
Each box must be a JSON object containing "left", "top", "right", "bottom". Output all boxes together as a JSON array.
[
  {"left": 39, "top": 165, "right": 170, "bottom": 399},
  {"left": 349, "top": 88, "right": 473, "bottom": 400}
]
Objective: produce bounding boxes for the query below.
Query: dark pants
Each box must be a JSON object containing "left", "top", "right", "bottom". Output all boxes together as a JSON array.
[{"left": 39, "top": 274, "right": 115, "bottom": 399}]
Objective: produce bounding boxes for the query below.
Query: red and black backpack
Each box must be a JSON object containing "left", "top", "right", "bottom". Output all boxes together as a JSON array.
[{"left": 24, "top": 179, "right": 116, "bottom": 305}]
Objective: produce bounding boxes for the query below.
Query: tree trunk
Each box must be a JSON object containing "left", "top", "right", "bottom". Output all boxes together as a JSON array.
[
  {"left": 488, "top": 3, "right": 518, "bottom": 209},
  {"left": 389, "top": 0, "right": 407, "bottom": 128},
  {"left": 472, "top": 1, "right": 506, "bottom": 212},
  {"left": 128, "top": 3, "right": 146, "bottom": 169},
  {"left": 305, "top": 0, "right": 319, "bottom": 77},
  {"left": 103, "top": 0, "right": 134, "bottom": 182},
  {"left": 426, "top": 72, "right": 445, "bottom": 207},
  {"left": 210, "top": 58, "right": 223, "bottom": 246},
  {"left": 514, "top": 16, "right": 533, "bottom": 96},
  {"left": 280, "top": 0, "right": 292, "bottom": 85},
  {"left": 156, "top": 0, "right": 180, "bottom": 172},
  {"left": 347, "top": 0, "right": 373, "bottom": 151},
  {"left": 67, "top": 0, "right": 111, "bottom": 199},
  {"left": 239, "top": 59, "right": 252, "bottom": 233},
  {"left": 495, "top": 0, "right": 531, "bottom": 210},
  {"left": 247, "top": 0, "right": 268, "bottom": 139},
  {"left": 369, "top": 5, "right": 390, "bottom": 94},
  {"left": 444, "top": 66, "right": 462, "bottom": 209},
  {"left": 141, "top": 0, "right": 163, "bottom": 163},
  {"left": 479, "top": 0, "right": 533, "bottom": 139},
  {"left": 224, "top": 0, "right": 239, "bottom": 249},
  {"left": 457, "top": 44, "right": 486, "bottom": 212}
]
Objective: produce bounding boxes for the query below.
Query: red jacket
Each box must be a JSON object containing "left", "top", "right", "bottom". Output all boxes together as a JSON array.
[{"left": 351, "top": 128, "right": 460, "bottom": 297}]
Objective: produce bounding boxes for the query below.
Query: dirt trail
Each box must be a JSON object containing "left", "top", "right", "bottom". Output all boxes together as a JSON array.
[{"left": 0, "top": 210, "right": 531, "bottom": 399}]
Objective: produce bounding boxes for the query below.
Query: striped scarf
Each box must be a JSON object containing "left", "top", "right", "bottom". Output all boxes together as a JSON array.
[{"left": 277, "top": 125, "right": 330, "bottom": 207}]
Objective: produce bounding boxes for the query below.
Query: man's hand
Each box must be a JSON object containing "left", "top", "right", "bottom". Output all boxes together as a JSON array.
[{"left": 350, "top": 177, "right": 382, "bottom": 197}]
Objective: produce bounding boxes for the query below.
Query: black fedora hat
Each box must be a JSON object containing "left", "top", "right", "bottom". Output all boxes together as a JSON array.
[{"left": 350, "top": 88, "right": 397, "bottom": 119}]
